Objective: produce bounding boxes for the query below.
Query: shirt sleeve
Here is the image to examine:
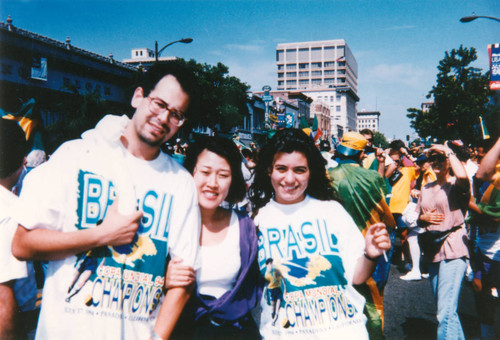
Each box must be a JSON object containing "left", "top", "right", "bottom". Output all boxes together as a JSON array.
[
  {"left": 0, "top": 217, "right": 27, "bottom": 283},
  {"left": 166, "top": 174, "right": 201, "bottom": 270},
  {"left": 331, "top": 202, "right": 365, "bottom": 283},
  {"left": 15, "top": 141, "right": 77, "bottom": 231}
]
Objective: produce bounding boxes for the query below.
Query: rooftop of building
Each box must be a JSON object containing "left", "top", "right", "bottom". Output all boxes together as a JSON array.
[
  {"left": 277, "top": 39, "right": 347, "bottom": 48},
  {"left": 357, "top": 110, "right": 381, "bottom": 117},
  {"left": 0, "top": 15, "right": 137, "bottom": 71}
]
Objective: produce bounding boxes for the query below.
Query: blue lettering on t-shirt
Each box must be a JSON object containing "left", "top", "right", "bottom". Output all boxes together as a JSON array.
[
  {"left": 77, "top": 170, "right": 172, "bottom": 242},
  {"left": 260, "top": 219, "right": 340, "bottom": 262}
]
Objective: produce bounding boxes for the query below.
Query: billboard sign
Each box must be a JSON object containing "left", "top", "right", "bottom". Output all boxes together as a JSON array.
[{"left": 489, "top": 44, "right": 500, "bottom": 90}]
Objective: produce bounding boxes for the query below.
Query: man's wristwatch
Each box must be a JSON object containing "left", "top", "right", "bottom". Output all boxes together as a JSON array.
[{"left": 364, "top": 252, "right": 379, "bottom": 262}]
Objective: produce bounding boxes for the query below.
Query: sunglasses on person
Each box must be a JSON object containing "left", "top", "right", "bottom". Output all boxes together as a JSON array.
[{"left": 428, "top": 154, "right": 447, "bottom": 163}]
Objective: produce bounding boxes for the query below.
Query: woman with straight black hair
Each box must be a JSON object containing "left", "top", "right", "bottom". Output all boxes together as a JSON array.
[
  {"left": 249, "top": 128, "right": 390, "bottom": 339},
  {"left": 167, "top": 136, "right": 261, "bottom": 340}
]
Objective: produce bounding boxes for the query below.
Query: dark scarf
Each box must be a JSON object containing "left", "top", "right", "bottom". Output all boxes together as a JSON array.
[{"left": 193, "top": 211, "right": 262, "bottom": 323}]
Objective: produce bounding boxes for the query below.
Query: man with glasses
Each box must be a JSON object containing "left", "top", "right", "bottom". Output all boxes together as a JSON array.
[{"left": 12, "top": 62, "right": 201, "bottom": 340}]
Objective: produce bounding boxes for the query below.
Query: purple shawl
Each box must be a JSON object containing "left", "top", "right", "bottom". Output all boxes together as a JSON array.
[{"left": 193, "top": 211, "right": 262, "bottom": 322}]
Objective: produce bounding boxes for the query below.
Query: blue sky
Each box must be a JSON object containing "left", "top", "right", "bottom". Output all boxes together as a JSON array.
[{"left": 1, "top": 0, "right": 498, "bottom": 140}]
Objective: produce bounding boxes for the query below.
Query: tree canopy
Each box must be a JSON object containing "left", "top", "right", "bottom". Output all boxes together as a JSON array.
[
  {"left": 45, "top": 59, "right": 250, "bottom": 152},
  {"left": 407, "top": 45, "right": 496, "bottom": 144},
  {"left": 181, "top": 59, "right": 250, "bottom": 133}
]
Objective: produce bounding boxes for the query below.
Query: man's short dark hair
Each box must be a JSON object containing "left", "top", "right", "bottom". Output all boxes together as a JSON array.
[
  {"left": 138, "top": 61, "right": 198, "bottom": 119},
  {"left": 0, "top": 119, "right": 27, "bottom": 178},
  {"left": 389, "top": 139, "right": 405, "bottom": 151},
  {"left": 360, "top": 129, "right": 373, "bottom": 137},
  {"left": 319, "top": 140, "right": 331, "bottom": 152}
]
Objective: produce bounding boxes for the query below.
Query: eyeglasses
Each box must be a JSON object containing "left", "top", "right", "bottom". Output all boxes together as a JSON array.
[
  {"left": 428, "top": 154, "right": 447, "bottom": 163},
  {"left": 147, "top": 97, "right": 185, "bottom": 127}
]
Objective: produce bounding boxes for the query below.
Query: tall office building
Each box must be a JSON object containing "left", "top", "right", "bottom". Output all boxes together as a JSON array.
[{"left": 276, "top": 40, "right": 359, "bottom": 136}]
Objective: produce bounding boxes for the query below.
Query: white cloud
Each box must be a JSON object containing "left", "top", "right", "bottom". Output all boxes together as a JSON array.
[{"left": 224, "top": 58, "right": 276, "bottom": 90}]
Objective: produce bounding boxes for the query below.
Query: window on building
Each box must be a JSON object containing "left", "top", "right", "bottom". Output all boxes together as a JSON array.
[
  {"left": 140, "top": 51, "right": 143, "bottom": 56},
  {"left": 311, "top": 62, "right": 322, "bottom": 69},
  {"left": 299, "top": 79, "right": 309, "bottom": 85},
  {"left": 287, "top": 80, "right": 297, "bottom": 85},
  {"left": 324, "top": 46, "right": 335, "bottom": 59},
  {"left": 298, "top": 48, "right": 308, "bottom": 60},
  {"left": 324, "top": 70, "right": 335, "bottom": 76},
  {"left": 338, "top": 61, "right": 346, "bottom": 67},
  {"left": 135, "top": 51, "right": 138, "bottom": 56},
  {"left": 286, "top": 64, "right": 296, "bottom": 70},
  {"left": 311, "top": 47, "right": 321, "bottom": 60},
  {"left": 330, "top": 96, "right": 334, "bottom": 102},
  {"left": 63, "top": 77, "right": 71, "bottom": 87},
  {"left": 299, "top": 71, "right": 309, "bottom": 77},
  {"left": 338, "top": 78, "right": 346, "bottom": 83},
  {"left": 324, "top": 61, "right": 335, "bottom": 67},
  {"left": 276, "top": 50, "right": 284, "bottom": 62},
  {"left": 338, "top": 69, "right": 346, "bottom": 75},
  {"left": 311, "top": 79, "right": 321, "bottom": 85},
  {"left": 325, "top": 78, "right": 335, "bottom": 84},
  {"left": 286, "top": 72, "right": 297, "bottom": 77},
  {"left": 311, "top": 71, "right": 322, "bottom": 77},
  {"left": 277, "top": 65, "right": 284, "bottom": 70},
  {"left": 278, "top": 80, "right": 284, "bottom": 86},
  {"left": 298, "top": 63, "right": 308, "bottom": 69},
  {"left": 286, "top": 49, "right": 297, "bottom": 62},
  {"left": 337, "top": 46, "right": 345, "bottom": 57},
  {"left": 336, "top": 106, "right": 341, "bottom": 112},
  {"left": 336, "top": 94, "right": 341, "bottom": 101},
  {"left": 278, "top": 73, "right": 284, "bottom": 78}
]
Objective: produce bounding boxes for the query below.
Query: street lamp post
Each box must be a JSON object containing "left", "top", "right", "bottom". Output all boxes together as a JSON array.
[
  {"left": 460, "top": 14, "right": 500, "bottom": 23},
  {"left": 154, "top": 38, "right": 193, "bottom": 62}
]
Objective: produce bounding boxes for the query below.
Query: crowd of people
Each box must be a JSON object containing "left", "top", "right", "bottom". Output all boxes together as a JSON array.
[{"left": 1, "top": 61, "right": 499, "bottom": 340}]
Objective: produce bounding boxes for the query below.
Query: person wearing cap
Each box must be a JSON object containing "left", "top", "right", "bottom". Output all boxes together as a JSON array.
[
  {"left": 0, "top": 119, "right": 37, "bottom": 340},
  {"left": 329, "top": 131, "right": 395, "bottom": 340}
]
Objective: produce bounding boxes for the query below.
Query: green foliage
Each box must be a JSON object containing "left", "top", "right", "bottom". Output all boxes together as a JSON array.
[
  {"left": 372, "top": 131, "right": 389, "bottom": 149},
  {"left": 45, "top": 88, "right": 128, "bottom": 153},
  {"left": 407, "top": 45, "right": 496, "bottom": 144},
  {"left": 181, "top": 60, "right": 250, "bottom": 133},
  {"left": 45, "top": 60, "right": 250, "bottom": 152}
]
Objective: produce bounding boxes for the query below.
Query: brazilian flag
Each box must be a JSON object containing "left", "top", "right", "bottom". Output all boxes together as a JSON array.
[
  {"left": 328, "top": 163, "right": 395, "bottom": 340},
  {"left": 1, "top": 98, "right": 44, "bottom": 151},
  {"left": 478, "top": 177, "right": 500, "bottom": 220}
]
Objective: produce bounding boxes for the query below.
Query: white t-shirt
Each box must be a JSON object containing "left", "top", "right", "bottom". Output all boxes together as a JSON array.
[
  {"left": 0, "top": 186, "right": 27, "bottom": 284},
  {"left": 254, "top": 196, "right": 368, "bottom": 340},
  {"left": 16, "top": 115, "right": 200, "bottom": 340},
  {"left": 197, "top": 211, "right": 241, "bottom": 298},
  {"left": 0, "top": 186, "right": 37, "bottom": 312}
]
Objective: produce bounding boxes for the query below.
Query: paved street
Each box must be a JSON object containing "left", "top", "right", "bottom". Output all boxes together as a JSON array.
[{"left": 383, "top": 263, "right": 480, "bottom": 340}]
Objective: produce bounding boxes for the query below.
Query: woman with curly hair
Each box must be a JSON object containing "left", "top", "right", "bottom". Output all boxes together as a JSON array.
[{"left": 249, "top": 128, "right": 390, "bottom": 339}]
